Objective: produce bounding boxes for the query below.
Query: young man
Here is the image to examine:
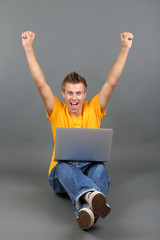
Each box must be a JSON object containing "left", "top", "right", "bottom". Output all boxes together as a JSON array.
[{"left": 21, "top": 31, "right": 133, "bottom": 230}]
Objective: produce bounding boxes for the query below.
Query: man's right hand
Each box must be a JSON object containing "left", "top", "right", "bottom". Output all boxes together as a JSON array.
[{"left": 21, "top": 31, "right": 35, "bottom": 50}]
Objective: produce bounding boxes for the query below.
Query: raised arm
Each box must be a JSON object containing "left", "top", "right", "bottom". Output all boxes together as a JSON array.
[
  {"left": 21, "top": 31, "right": 55, "bottom": 116},
  {"left": 98, "top": 32, "right": 134, "bottom": 111}
]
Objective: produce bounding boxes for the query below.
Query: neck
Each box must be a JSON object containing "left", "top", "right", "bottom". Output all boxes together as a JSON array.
[{"left": 69, "top": 107, "right": 83, "bottom": 118}]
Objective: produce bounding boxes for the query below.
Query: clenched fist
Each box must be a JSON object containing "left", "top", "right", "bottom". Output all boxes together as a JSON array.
[
  {"left": 120, "top": 32, "right": 134, "bottom": 49},
  {"left": 21, "top": 31, "right": 35, "bottom": 50}
]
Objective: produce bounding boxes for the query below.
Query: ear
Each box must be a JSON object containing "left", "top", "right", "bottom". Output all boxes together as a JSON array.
[
  {"left": 84, "top": 91, "right": 87, "bottom": 99},
  {"left": 62, "top": 90, "right": 65, "bottom": 98}
]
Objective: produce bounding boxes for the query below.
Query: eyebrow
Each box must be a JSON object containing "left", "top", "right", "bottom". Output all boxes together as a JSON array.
[
  {"left": 76, "top": 91, "right": 83, "bottom": 93},
  {"left": 66, "top": 91, "right": 83, "bottom": 94}
]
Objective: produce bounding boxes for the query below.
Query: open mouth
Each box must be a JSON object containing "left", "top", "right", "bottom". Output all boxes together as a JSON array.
[
  {"left": 70, "top": 102, "right": 79, "bottom": 111},
  {"left": 70, "top": 102, "right": 78, "bottom": 106}
]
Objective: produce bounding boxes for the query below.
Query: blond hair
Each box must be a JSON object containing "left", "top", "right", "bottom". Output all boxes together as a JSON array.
[{"left": 61, "top": 72, "right": 87, "bottom": 92}]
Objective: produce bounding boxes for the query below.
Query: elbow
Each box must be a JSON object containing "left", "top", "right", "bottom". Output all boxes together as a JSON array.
[
  {"left": 109, "top": 72, "right": 121, "bottom": 86},
  {"left": 34, "top": 76, "right": 46, "bottom": 88},
  {"left": 108, "top": 78, "right": 118, "bottom": 87},
  {"left": 108, "top": 72, "right": 120, "bottom": 87}
]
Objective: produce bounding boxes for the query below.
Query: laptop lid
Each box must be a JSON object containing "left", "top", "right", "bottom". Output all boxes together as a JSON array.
[{"left": 54, "top": 127, "right": 113, "bottom": 162}]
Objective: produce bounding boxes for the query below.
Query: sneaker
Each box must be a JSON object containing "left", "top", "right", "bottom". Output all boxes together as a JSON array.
[
  {"left": 88, "top": 191, "right": 111, "bottom": 218},
  {"left": 76, "top": 207, "right": 95, "bottom": 230}
]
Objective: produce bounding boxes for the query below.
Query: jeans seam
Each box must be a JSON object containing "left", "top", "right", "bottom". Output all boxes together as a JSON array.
[{"left": 53, "top": 175, "right": 75, "bottom": 200}]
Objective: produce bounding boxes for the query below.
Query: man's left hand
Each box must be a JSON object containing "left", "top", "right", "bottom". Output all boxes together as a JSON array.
[{"left": 120, "top": 32, "right": 134, "bottom": 49}]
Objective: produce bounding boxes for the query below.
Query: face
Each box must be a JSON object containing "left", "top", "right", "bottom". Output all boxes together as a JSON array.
[{"left": 62, "top": 83, "right": 86, "bottom": 117}]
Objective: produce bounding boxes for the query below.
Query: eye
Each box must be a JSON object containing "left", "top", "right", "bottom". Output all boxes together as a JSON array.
[{"left": 77, "top": 92, "right": 82, "bottom": 95}]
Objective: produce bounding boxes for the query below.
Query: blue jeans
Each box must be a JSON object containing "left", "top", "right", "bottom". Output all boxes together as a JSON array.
[{"left": 48, "top": 162, "right": 110, "bottom": 215}]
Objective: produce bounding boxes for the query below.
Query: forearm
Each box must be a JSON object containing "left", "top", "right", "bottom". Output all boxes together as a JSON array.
[
  {"left": 107, "top": 47, "right": 130, "bottom": 85},
  {"left": 24, "top": 47, "right": 46, "bottom": 87}
]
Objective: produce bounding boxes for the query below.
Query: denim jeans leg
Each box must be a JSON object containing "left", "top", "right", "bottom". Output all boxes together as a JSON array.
[
  {"left": 85, "top": 163, "right": 110, "bottom": 195},
  {"left": 48, "top": 162, "right": 100, "bottom": 210}
]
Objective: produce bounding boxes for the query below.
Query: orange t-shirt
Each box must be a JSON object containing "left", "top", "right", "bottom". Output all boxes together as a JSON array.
[{"left": 47, "top": 94, "right": 106, "bottom": 175}]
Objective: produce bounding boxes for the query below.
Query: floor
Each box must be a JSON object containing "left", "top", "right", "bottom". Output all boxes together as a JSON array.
[{"left": 0, "top": 145, "right": 160, "bottom": 240}]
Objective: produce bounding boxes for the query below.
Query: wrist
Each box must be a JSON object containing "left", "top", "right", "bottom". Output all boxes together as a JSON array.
[
  {"left": 24, "top": 46, "right": 33, "bottom": 53},
  {"left": 120, "top": 46, "right": 130, "bottom": 53}
]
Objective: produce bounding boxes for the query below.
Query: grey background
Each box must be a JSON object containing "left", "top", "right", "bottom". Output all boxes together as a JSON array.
[{"left": 0, "top": 0, "right": 160, "bottom": 239}]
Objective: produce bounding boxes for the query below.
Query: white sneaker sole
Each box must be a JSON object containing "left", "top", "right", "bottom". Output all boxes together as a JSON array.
[
  {"left": 88, "top": 191, "right": 111, "bottom": 218},
  {"left": 76, "top": 207, "right": 95, "bottom": 230}
]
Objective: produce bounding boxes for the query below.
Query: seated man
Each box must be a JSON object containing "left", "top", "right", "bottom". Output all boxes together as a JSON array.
[{"left": 21, "top": 31, "right": 133, "bottom": 230}]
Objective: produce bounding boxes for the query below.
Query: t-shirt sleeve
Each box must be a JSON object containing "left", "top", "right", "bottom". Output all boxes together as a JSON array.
[
  {"left": 46, "top": 96, "right": 61, "bottom": 121},
  {"left": 89, "top": 94, "right": 106, "bottom": 119}
]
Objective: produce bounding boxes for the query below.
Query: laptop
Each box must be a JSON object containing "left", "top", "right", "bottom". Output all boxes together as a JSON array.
[{"left": 54, "top": 127, "right": 113, "bottom": 162}]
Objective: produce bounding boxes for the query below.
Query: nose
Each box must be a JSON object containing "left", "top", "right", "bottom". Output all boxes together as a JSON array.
[{"left": 72, "top": 93, "right": 77, "bottom": 100}]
